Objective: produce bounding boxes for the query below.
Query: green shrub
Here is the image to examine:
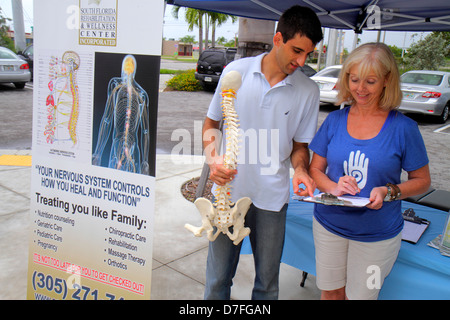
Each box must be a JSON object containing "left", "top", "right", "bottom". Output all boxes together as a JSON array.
[{"left": 166, "top": 69, "right": 202, "bottom": 91}]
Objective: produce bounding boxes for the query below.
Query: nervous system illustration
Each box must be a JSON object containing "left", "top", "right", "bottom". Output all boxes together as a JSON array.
[
  {"left": 92, "top": 55, "right": 150, "bottom": 175},
  {"left": 44, "top": 51, "right": 81, "bottom": 145}
]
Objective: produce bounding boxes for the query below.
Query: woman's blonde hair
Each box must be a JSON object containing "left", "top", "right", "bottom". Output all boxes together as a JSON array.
[{"left": 336, "top": 42, "right": 402, "bottom": 110}]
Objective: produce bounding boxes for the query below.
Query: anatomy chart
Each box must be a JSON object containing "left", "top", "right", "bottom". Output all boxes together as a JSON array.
[
  {"left": 45, "top": 51, "right": 81, "bottom": 145},
  {"left": 34, "top": 49, "right": 93, "bottom": 161},
  {"left": 28, "top": 0, "right": 163, "bottom": 300}
]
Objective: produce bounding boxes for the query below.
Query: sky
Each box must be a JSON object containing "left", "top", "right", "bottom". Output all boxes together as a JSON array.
[
  {"left": 0, "top": 0, "right": 430, "bottom": 51},
  {"left": 162, "top": 5, "right": 430, "bottom": 51}
]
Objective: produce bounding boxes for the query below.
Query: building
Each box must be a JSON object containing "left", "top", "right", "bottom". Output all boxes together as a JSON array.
[
  {"left": 6, "top": 30, "right": 34, "bottom": 47},
  {"left": 162, "top": 40, "right": 193, "bottom": 57}
]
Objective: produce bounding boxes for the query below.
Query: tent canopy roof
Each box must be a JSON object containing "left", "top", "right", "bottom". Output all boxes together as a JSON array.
[{"left": 169, "top": 0, "right": 450, "bottom": 32}]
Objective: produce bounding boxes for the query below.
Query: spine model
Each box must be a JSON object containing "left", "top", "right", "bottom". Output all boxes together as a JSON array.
[{"left": 185, "top": 71, "right": 252, "bottom": 245}]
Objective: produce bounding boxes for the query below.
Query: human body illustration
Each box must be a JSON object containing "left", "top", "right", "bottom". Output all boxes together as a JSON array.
[
  {"left": 309, "top": 42, "right": 431, "bottom": 300},
  {"left": 92, "top": 55, "right": 150, "bottom": 175},
  {"left": 44, "top": 51, "right": 80, "bottom": 145}
]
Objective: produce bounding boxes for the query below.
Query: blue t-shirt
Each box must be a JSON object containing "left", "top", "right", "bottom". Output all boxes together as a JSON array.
[{"left": 309, "top": 107, "right": 429, "bottom": 242}]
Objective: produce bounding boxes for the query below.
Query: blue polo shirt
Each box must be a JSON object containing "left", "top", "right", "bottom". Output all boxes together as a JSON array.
[
  {"left": 309, "top": 107, "right": 429, "bottom": 241},
  {"left": 207, "top": 53, "right": 320, "bottom": 211}
]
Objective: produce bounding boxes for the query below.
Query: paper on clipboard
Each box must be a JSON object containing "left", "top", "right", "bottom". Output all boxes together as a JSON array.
[
  {"left": 293, "top": 193, "right": 371, "bottom": 207},
  {"left": 402, "top": 220, "right": 429, "bottom": 244}
]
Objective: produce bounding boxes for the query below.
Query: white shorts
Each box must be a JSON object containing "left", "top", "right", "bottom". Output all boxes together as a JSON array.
[{"left": 313, "top": 217, "right": 402, "bottom": 300}]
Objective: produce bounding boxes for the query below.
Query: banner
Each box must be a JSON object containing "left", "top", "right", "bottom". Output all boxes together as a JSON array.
[{"left": 27, "top": 0, "right": 163, "bottom": 300}]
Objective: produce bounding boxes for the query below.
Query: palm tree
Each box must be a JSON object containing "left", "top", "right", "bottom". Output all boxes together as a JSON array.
[
  {"left": 172, "top": 6, "right": 206, "bottom": 53},
  {"left": 209, "top": 12, "right": 237, "bottom": 48},
  {"left": 171, "top": 6, "right": 237, "bottom": 53}
]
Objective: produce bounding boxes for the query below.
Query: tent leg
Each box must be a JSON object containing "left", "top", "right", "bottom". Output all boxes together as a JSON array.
[{"left": 300, "top": 271, "right": 308, "bottom": 287}]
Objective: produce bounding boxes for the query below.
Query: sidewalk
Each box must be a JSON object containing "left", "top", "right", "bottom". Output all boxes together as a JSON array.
[{"left": 0, "top": 150, "right": 320, "bottom": 300}]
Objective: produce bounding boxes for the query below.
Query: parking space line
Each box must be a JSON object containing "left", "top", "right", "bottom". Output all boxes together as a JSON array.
[{"left": 433, "top": 124, "right": 450, "bottom": 134}]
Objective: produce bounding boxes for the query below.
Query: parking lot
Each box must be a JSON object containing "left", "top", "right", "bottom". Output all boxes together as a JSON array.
[{"left": 1, "top": 59, "right": 449, "bottom": 190}]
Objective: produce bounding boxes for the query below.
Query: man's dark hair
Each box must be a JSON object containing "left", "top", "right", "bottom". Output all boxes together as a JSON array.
[{"left": 276, "top": 5, "right": 323, "bottom": 44}]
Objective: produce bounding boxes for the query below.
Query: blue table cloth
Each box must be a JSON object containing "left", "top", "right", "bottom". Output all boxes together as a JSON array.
[{"left": 242, "top": 187, "right": 450, "bottom": 300}]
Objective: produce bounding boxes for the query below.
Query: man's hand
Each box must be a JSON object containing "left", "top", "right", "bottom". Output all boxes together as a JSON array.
[
  {"left": 291, "top": 142, "right": 316, "bottom": 197},
  {"left": 208, "top": 156, "right": 237, "bottom": 186},
  {"left": 293, "top": 169, "right": 316, "bottom": 197}
]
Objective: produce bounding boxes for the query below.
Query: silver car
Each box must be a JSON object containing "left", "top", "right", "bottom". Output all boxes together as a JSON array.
[
  {"left": 0, "top": 46, "right": 31, "bottom": 89},
  {"left": 311, "top": 65, "right": 342, "bottom": 105},
  {"left": 399, "top": 70, "right": 450, "bottom": 123}
]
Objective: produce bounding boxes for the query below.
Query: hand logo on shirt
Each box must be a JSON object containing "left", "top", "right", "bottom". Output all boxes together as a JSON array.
[{"left": 344, "top": 150, "right": 369, "bottom": 190}]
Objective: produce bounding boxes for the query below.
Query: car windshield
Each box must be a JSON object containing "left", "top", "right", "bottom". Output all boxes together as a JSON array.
[
  {"left": 0, "top": 49, "right": 17, "bottom": 60},
  {"left": 225, "top": 51, "right": 236, "bottom": 63},
  {"left": 24, "top": 46, "right": 33, "bottom": 56},
  {"left": 315, "top": 67, "right": 341, "bottom": 78},
  {"left": 401, "top": 73, "right": 443, "bottom": 86},
  {"left": 200, "top": 51, "right": 225, "bottom": 64}
]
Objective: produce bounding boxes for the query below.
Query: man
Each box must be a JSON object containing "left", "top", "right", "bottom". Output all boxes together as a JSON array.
[{"left": 202, "top": 5, "right": 323, "bottom": 300}]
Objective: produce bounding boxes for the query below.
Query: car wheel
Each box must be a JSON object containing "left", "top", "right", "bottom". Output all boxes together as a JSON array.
[
  {"left": 14, "top": 82, "right": 26, "bottom": 89},
  {"left": 438, "top": 103, "right": 449, "bottom": 124}
]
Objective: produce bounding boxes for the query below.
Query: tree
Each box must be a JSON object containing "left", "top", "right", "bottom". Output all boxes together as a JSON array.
[
  {"left": 172, "top": 6, "right": 206, "bottom": 53},
  {"left": 0, "top": 6, "right": 14, "bottom": 50},
  {"left": 209, "top": 12, "right": 237, "bottom": 47},
  {"left": 387, "top": 45, "right": 403, "bottom": 58},
  {"left": 179, "top": 35, "right": 195, "bottom": 44},
  {"left": 431, "top": 31, "right": 450, "bottom": 56},
  {"left": 171, "top": 6, "right": 237, "bottom": 53},
  {"left": 404, "top": 33, "right": 447, "bottom": 70},
  {"left": 217, "top": 36, "right": 227, "bottom": 46}
]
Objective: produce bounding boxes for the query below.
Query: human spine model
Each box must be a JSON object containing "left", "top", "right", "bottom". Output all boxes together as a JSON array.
[{"left": 185, "top": 71, "right": 252, "bottom": 245}]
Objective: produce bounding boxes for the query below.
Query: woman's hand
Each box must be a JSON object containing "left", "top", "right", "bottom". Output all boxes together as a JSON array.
[
  {"left": 333, "top": 175, "right": 360, "bottom": 196},
  {"left": 366, "top": 186, "right": 387, "bottom": 210}
]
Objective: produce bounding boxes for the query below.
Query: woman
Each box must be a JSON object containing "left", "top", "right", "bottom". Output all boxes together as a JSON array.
[{"left": 309, "top": 42, "right": 431, "bottom": 300}]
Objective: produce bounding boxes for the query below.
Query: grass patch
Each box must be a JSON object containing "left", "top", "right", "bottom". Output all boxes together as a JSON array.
[
  {"left": 160, "top": 68, "right": 184, "bottom": 75},
  {"left": 161, "top": 55, "right": 198, "bottom": 63}
]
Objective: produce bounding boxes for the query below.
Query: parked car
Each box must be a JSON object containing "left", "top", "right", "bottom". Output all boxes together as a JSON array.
[
  {"left": 17, "top": 44, "right": 33, "bottom": 80},
  {"left": 195, "top": 47, "right": 237, "bottom": 91},
  {"left": 399, "top": 70, "right": 450, "bottom": 123},
  {"left": 311, "top": 65, "right": 342, "bottom": 105},
  {"left": 299, "top": 64, "right": 317, "bottom": 77},
  {"left": 0, "top": 46, "right": 31, "bottom": 89}
]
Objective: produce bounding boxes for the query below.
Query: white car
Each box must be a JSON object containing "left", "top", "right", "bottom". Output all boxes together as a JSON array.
[
  {"left": 399, "top": 70, "right": 450, "bottom": 123},
  {"left": 311, "top": 65, "right": 342, "bottom": 105},
  {"left": 0, "top": 46, "right": 31, "bottom": 89}
]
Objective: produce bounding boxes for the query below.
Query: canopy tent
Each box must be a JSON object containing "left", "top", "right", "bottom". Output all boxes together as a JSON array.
[{"left": 167, "top": 0, "right": 450, "bottom": 32}]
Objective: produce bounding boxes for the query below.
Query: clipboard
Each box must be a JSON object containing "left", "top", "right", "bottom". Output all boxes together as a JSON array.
[
  {"left": 292, "top": 193, "right": 371, "bottom": 207},
  {"left": 401, "top": 208, "right": 430, "bottom": 244}
]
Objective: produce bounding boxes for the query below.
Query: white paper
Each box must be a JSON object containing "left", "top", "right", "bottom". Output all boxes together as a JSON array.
[{"left": 402, "top": 220, "right": 429, "bottom": 243}]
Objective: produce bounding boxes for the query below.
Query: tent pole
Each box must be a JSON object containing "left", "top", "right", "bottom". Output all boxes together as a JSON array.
[{"left": 352, "top": 32, "right": 359, "bottom": 51}]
